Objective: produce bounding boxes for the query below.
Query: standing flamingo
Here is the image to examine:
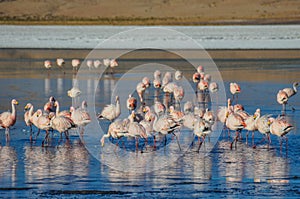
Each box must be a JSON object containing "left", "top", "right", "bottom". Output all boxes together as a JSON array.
[
  {"left": 0, "top": 99, "right": 18, "bottom": 141},
  {"left": 31, "top": 109, "right": 52, "bottom": 146},
  {"left": 86, "top": 60, "right": 93, "bottom": 70},
  {"left": 44, "top": 60, "right": 52, "bottom": 70},
  {"left": 24, "top": 103, "right": 34, "bottom": 140},
  {"left": 97, "top": 96, "right": 121, "bottom": 121},
  {"left": 277, "top": 90, "right": 288, "bottom": 115},
  {"left": 109, "top": 59, "right": 118, "bottom": 74},
  {"left": 269, "top": 116, "right": 294, "bottom": 150},
  {"left": 93, "top": 60, "right": 101, "bottom": 68},
  {"left": 282, "top": 82, "right": 299, "bottom": 98},
  {"left": 136, "top": 82, "right": 146, "bottom": 103},
  {"left": 49, "top": 112, "right": 75, "bottom": 140},
  {"left": 70, "top": 104, "right": 91, "bottom": 136},
  {"left": 56, "top": 58, "right": 65, "bottom": 73},
  {"left": 71, "top": 59, "right": 80, "bottom": 71},
  {"left": 175, "top": 70, "right": 183, "bottom": 81},
  {"left": 44, "top": 96, "right": 56, "bottom": 113},
  {"left": 230, "top": 82, "right": 241, "bottom": 104},
  {"left": 126, "top": 94, "right": 137, "bottom": 113}
]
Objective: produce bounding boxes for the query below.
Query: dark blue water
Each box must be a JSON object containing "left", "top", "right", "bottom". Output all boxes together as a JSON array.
[{"left": 0, "top": 55, "right": 299, "bottom": 198}]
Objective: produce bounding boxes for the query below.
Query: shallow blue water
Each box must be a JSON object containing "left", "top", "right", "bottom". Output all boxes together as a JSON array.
[{"left": 0, "top": 55, "right": 299, "bottom": 198}]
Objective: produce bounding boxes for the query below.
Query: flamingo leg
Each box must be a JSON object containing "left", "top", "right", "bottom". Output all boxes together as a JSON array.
[
  {"left": 253, "top": 135, "right": 267, "bottom": 149},
  {"left": 42, "top": 130, "right": 49, "bottom": 147},
  {"left": 5, "top": 128, "right": 10, "bottom": 142},
  {"left": 172, "top": 132, "right": 181, "bottom": 151},
  {"left": 197, "top": 135, "right": 206, "bottom": 153},
  {"left": 230, "top": 131, "right": 239, "bottom": 150}
]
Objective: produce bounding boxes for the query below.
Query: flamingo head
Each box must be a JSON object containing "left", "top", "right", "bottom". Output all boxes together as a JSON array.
[
  {"left": 70, "top": 106, "right": 75, "bottom": 112},
  {"left": 24, "top": 103, "right": 32, "bottom": 110},
  {"left": 12, "top": 99, "right": 19, "bottom": 105}
]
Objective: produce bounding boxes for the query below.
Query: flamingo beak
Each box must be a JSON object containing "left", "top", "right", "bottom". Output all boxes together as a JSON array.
[{"left": 15, "top": 101, "right": 19, "bottom": 105}]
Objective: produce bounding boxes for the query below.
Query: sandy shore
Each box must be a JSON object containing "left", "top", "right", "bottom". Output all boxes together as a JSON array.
[
  {"left": 1, "top": 49, "right": 300, "bottom": 60},
  {"left": 0, "top": 0, "right": 299, "bottom": 25}
]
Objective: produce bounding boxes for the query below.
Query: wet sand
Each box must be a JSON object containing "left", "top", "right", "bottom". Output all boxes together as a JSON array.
[{"left": 0, "top": 48, "right": 299, "bottom": 83}]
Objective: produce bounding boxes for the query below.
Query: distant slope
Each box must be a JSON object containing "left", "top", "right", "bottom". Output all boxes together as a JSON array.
[{"left": 0, "top": 0, "right": 299, "bottom": 25}]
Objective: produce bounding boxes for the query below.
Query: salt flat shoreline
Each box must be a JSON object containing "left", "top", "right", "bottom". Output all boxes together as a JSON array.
[{"left": 1, "top": 48, "right": 299, "bottom": 60}]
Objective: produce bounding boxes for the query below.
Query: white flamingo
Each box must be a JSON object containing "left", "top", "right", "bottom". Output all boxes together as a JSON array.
[{"left": 97, "top": 96, "right": 121, "bottom": 121}]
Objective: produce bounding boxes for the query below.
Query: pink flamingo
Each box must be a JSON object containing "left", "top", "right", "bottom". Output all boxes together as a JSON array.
[
  {"left": 93, "top": 60, "right": 101, "bottom": 68},
  {"left": 49, "top": 112, "right": 75, "bottom": 140},
  {"left": 0, "top": 99, "right": 18, "bottom": 141},
  {"left": 31, "top": 109, "right": 52, "bottom": 146},
  {"left": 70, "top": 102, "right": 91, "bottom": 136},
  {"left": 269, "top": 116, "right": 294, "bottom": 150},
  {"left": 56, "top": 58, "right": 65, "bottom": 74},
  {"left": 282, "top": 82, "right": 298, "bottom": 98},
  {"left": 71, "top": 59, "right": 80, "bottom": 71},
  {"left": 109, "top": 59, "right": 118, "bottom": 74},
  {"left": 136, "top": 82, "right": 146, "bottom": 102},
  {"left": 44, "top": 60, "right": 52, "bottom": 70},
  {"left": 230, "top": 82, "right": 241, "bottom": 104},
  {"left": 277, "top": 90, "right": 288, "bottom": 115},
  {"left": 44, "top": 96, "right": 56, "bottom": 113},
  {"left": 126, "top": 94, "right": 137, "bottom": 113},
  {"left": 86, "top": 60, "right": 93, "bottom": 70}
]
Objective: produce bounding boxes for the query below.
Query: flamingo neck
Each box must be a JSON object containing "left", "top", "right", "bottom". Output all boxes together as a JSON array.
[
  {"left": 56, "top": 103, "right": 60, "bottom": 115},
  {"left": 293, "top": 84, "right": 298, "bottom": 93},
  {"left": 29, "top": 106, "right": 34, "bottom": 117},
  {"left": 11, "top": 102, "right": 16, "bottom": 118},
  {"left": 116, "top": 100, "right": 120, "bottom": 115}
]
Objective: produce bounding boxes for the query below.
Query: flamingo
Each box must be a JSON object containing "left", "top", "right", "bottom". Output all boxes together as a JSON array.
[
  {"left": 154, "top": 101, "right": 166, "bottom": 116},
  {"left": 183, "top": 101, "right": 193, "bottom": 114},
  {"left": 97, "top": 96, "right": 121, "bottom": 121},
  {"left": 226, "top": 107, "right": 246, "bottom": 149},
  {"left": 123, "top": 111, "right": 148, "bottom": 151},
  {"left": 193, "top": 119, "right": 212, "bottom": 152},
  {"left": 277, "top": 90, "right": 288, "bottom": 115},
  {"left": 153, "top": 76, "right": 162, "bottom": 89},
  {"left": 109, "top": 59, "right": 118, "bottom": 74},
  {"left": 54, "top": 101, "right": 71, "bottom": 118},
  {"left": 175, "top": 70, "right": 183, "bottom": 81},
  {"left": 142, "top": 77, "right": 151, "bottom": 88},
  {"left": 209, "top": 82, "right": 219, "bottom": 93},
  {"left": 269, "top": 116, "right": 294, "bottom": 150},
  {"left": 49, "top": 112, "right": 75, "bottom": 140},
  {"left": 163, "top": 82, "right": 177, "bottom": 94},
  {"left": 70, "top": 102, "right": 91, "bottom": 136},
  {"left": 244, "top": 108, "right": 260, "bottom": 144},
  {"left": 136, "top": 82, "right": 146, "bottom": 102},
  {"left": 253, "top": 114, "right": 273, "bottom": 148},
  {"left": 0, "top": 99, "right": 18, "bottom": 141},
  {"left": 173, "top": 85, "right": 184, "bottom": 106},
  {"left": 56, "top": 58, "right": 65, "bottom": 73},
  {"left": 44, "top": 96, "right": 56, "bottom": 113},
  {"left": 71, "top": 59, "right": 80, "bottom": 71},
  {"left": 230, "top": 82, "right": 241, "bottom": 104},
  {"left": 282, "top": 82, "right": 299, "bottom": 98},
  {"left": 152, "top": 113, "right": 181, "bottom": 150},
  {"left": 126, "top": 94, "right": 137, "bottom": 113},
  {"left": 93, "top": 60, "right": 101, "bottom": 68},
  {"left": 203, "top": 109, "right": 215, "bottom": 125},
  {"left": 197, "top": 65, "right": 204, "bottom": 74},
  {"left": 103, "top": 58, "right": 111, "bottom": 67},
  {"left": 24, "top": 103, "right": 34, "bottom": 140},
  {"left": 162, "top": 72, "right": 172, "bottom": 88},
  {"left": 169, "top": 106, "right": 184, "bottom": 122},
  {"left": 67, "top": 87, "right": 81, "bottom": 98},
  {"left": 154, "top": 70, "right": 161, "bottom": 79},
  {"left": 100, "top": 119, "right": 127, "bottom": 147},
  {"left": 86, "top": 60, "right": 93, "bottom": 70},
  {"left": 31, "top": 109, "right": 52, "bottom": 146},
  {"left": 44, "top": 60, "right": 52, "bottom": 70}
]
